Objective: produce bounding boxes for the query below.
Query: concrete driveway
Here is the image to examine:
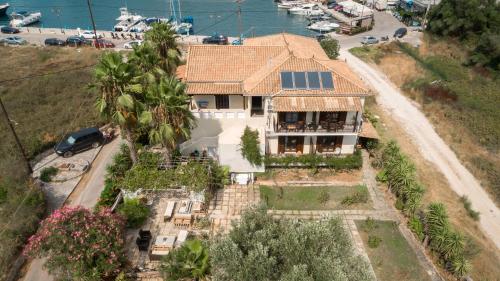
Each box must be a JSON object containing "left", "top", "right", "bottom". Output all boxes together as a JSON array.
[{"left": 20, "top": 137, "right": 122, "bottom": 281}]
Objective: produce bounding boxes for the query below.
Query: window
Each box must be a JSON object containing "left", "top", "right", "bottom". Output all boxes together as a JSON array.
[
  {"left": 317, "top": 136, "right": 343, "bottom": 153},
  {"left": 294, "top": 72, "right": 307, "bottom": 89},
  {"left": 215, "top": 95, "right": 229, "bottom": 109},
  {"left": 320, "top": 72, "right": 334, "bottom": 89},
  {"left": 281, "top": 72, "right": 294, "bottom": 89},
  {"left": 280, "top": 71, "right": 334, "bottom": 90},
  {"left": 279, "top": 136, "right": 304, "bottom": 153},
  {"left": 307, "top": 72, "right": 321, "bottom": 89}
]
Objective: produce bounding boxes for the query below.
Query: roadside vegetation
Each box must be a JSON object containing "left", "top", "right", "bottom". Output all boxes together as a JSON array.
[
  {"left": 356, "top": 219, "right": 431, "bottom": 281},
  {"left": 260, "top": 185, "right": 371, "bottom": 210},
  {"left": 320, "top": 38, "right": 340, "bottom": 59},
  {"left": 240, "top": 126, "right": 262, "bottom": 166},
  {"left": 0, "top": 46, "right": 102, "bottom": 279}
]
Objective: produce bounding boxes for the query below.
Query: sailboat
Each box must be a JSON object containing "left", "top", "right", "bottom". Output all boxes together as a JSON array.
[
  {"left": 169, "top": 0, "right": 193, "bottom": 35},
  {"left": 114, "top": 7, "right": 143, "bottom": 32}
]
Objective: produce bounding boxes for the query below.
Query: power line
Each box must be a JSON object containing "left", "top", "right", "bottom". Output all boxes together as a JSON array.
[{"left": 0, "top": 64, "right": 96, "bottom": 85}]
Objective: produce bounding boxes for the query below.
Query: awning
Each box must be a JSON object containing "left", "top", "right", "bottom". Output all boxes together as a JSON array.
[
  {"left": 272, "top": 97, "right": 362, "bottom": 112},
  {"left": 359, "top": 120, "right": 380, "bottom": 139}
]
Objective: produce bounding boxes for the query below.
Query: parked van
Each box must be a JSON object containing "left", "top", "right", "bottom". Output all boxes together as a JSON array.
[{"left": 54, "top": 127, "right": 104, "bottom": 157}]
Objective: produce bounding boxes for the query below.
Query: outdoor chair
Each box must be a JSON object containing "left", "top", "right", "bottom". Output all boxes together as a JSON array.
[
  {"left": 297, "top": 121, "right": 305, "bottom": 132},
  {"left": 307, "top": 122, "right": 317, "bottom": 131}
]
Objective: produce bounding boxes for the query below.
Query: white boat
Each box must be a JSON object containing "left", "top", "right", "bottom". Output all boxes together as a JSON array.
[
  {"left": 172, "top": 21, "right": 192, "bottom": 35},
  {"left": 288, "top": 4, "right": 324, "bottom": 16},
  {"left": 9, "top": 11, "right": 41, "bottom": 27},
  {"left": 277, "top": 0, "right": 304, "bottom": 9},
  {"left": 307, "top": 21, "right": 340, "bottom": 32},
  {"left": 114, "top": 7, "right": 143, "bottom": 32}
]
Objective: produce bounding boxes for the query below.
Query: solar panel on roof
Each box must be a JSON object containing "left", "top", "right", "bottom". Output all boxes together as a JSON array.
[
  {"left": 307, "top": 72, "right": 320, "bottom": 89},
  {"left": 281, "top": 72, "right": 294, "bottom": 89},
  {"left": 294, "top": 72, "right": 307, "bottom": 89},
  {"left": 320, "top": 72, "right": 334, "bottom": 89}
]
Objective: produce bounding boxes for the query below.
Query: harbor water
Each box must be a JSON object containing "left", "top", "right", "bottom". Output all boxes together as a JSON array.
[{"left": 0, "top": 0, "right": 320, "bottom": 36}]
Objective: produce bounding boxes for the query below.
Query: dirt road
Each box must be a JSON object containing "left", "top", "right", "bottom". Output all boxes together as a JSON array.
[
  {"left": 20, "top": 138, "right": 122, "bottom": 281},
  {"left": 340, "top": 50, "right": 500, "bottom": 249}
]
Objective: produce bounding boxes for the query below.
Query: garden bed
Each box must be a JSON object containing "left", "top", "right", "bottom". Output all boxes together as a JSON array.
[
  {"left": 260, "top": 185, "right": 371, "bottom": 210},
  {"left": 355, "top": 220, "right": 431, "bottom": 281}
]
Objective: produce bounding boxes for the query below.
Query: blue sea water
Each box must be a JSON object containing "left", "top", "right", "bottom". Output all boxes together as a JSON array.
[{"left": 0, "top": 0, "right": 318, "bottom": 36}]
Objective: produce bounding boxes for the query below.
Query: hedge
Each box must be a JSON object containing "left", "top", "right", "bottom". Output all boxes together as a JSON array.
[{"left": 264, "top": 149, "right": 362, "bottom": 170}]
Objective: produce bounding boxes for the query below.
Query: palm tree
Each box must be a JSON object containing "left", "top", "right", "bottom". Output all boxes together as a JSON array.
[
  {"left": 128, "top": 42, "right": 165, "bottom": 85},
  {"left": 140, "top": 77, "right": 195, "bottom": 159},
  {"left": 93, "top": 52, "right": 142, "bottom": 164},
  {"left": 161, "top": 239, "right": 210, "bottom": 281},
  {"left": 144, "top": 22, "right": 181, "bottom": 75}
]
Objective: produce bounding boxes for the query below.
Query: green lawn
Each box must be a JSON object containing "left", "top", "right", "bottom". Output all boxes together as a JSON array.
[
  {"left": 260, "top": 185, "right": 372, "bottom": 210},
  {"left": 355, "top": 220, "right": 431, "bottom": 281}
]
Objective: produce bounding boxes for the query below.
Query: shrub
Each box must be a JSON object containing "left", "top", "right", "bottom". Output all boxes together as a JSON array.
[
  {"left": 459, "top": 196, "right": 480, "bottom": 221},
  {"left": 317, "top": 189, "right": 330, "bottom": 205},
  {"left": 341, "top": 186, "right": 369, "bottom": 206},
  {"left": 367, "top": 235, "right": 382, "bottom": 248},
  {"left": 320, "top": 38, "right": 340, "bottom": 59},
  {"left": 23, "top": 206, "right": 125, "bottom": 281},
  {"left": 408, "top": 216, "right": 424, "bottom": 241},
  {"left": 117, "top": 198, "right": 150, "bottom": 228},
  {"left": 361, "top": 217, "right": 377, "bottom": 232},
  {"left": 39, "top": 166, "right": 58, "bottom": 182},
  {"left": 161, "top": 239, "right": 210, "bottom": 281},
  {"left": 240, "top": 126, "right": 262, "bottom": 166}
]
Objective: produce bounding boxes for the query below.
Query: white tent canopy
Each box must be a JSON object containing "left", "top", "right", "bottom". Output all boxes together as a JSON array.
[{"left": 339, "top": 0, "right": 374, "bottom": 17}]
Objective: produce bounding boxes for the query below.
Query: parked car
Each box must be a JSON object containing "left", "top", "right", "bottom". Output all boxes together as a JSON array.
[
  {"left": 361, "top": 35, "right": 379, "bottom": 45},
  {"left": 202, "top": 34, "right": 228, "bottom": 45},
  {"left": 93, "top": 39, "right": 115, "bottom": 48},
  {"left": 54, "top": 127, "right": 105, "bottom": 157},
  {"left": 0, "top": 36, "right": 26, "bottom": 45},
  {"left": 78, "top": 30, "right": 103, "bottom": 39},
  {"left": 44, "top": 38, "right": 66, "bottom": 46},
  {"left": 66, "top": 36, "right": 88, "bottom": 47},
  {"left": 1, "top": 26, "right": 20, "bottom": 34},
  {"left": 231, "top": 38, "right": 243, "bottom": 45},
  {"left": 393, "top": 27, "right": 407, "bottom": 38},
  {"left": 123, "top": 40, "right": 142, "bottom": 49}
]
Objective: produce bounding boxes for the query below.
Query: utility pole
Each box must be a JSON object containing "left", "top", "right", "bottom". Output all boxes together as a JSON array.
[
  {"left": 86, "top": 0, "right": 100, "bottom": 49},
  {"left": 0, "top": 98, "right": 33, "bottom": 174}
]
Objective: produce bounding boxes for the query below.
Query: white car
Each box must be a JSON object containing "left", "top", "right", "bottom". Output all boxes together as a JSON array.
[
  {"left": 124, "top": 40, "right": 143, "bottom": 49},
  {"left": 78, "top": 30, "right": 103, "bottom": 39}
]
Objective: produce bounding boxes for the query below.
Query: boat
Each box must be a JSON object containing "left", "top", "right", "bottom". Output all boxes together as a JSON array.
[
  {"left": 288, "top": 4, "right": 324, "bottom": 16},
  {"left": 277, "top": 0, "right": 304, "bottom": 9},
  {"left": 129, "top": 21, "right": 151, "bottom": 33},
  {"left": 114, "top": 7, "right": 143, "bottom": 32},
  {"left": 307, "top": 21, "right": 340, "bottom": 32},
  {"left": 9, "top": 11, "right": 41, "bottom": 27},
  {"left": 0, "top": 3, "right": 9, "bottom": 17}
]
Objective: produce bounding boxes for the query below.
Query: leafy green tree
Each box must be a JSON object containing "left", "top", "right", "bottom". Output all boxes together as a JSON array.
[
  {"left": 161, "top": 239, "right": 210, "bottom": 281},
  {"left": 210, "top": 208, "right": 374, "bottom": 281},
  {"left": 320, "top": 38, "right": 340, "bottom": 59},
  {"left": 93, "top": 52, "right": 142, "bottom": 164},
  {"left": 144, "top": 22, "right": 181, "bottom": 75},
  {"left": 117, "top": 198, "right": 149, "bottom": 228}
]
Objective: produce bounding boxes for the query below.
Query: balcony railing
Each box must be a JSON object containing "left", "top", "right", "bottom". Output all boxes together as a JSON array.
[{"left": 271, "top": 118, "right": 360, "bottom": 134}]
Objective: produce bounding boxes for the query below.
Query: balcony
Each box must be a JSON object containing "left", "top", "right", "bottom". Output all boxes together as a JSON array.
[{"left": 268, "top": 118, "right": 360, "bottom": 136}]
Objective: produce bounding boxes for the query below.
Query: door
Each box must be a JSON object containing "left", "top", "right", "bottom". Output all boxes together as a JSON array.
[
  {"left": 278, "top": 136, "right": 304, "bottom": 154},
  {"left": 215, "top": 95, "right": 229, "bottom": 109}
]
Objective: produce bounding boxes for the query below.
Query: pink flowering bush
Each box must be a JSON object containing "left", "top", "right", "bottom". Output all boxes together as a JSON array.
[{"left": 23, "top": 206, "right": 126, "bottom": 281}]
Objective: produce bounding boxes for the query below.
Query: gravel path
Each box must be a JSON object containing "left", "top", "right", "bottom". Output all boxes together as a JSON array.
[{"left": 340, "top": 50, "right": 500, "bottom": 249}]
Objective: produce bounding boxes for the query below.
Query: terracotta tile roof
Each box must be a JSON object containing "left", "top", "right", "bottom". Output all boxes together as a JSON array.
[
  {"left": 176, "top": 65, "right": 186, "bottom": 81},
  {"left": 246, "top": 57, "right": 368, "bottom": 96},
  {"left": 183, "top": 33, "right": 369, "bottom": 97},
  {"left": 273, "top": 96, "right": 362, "bottom": 112},
  {"left": 244, "top": 33, "right": 329, "bottom": 60},
  {"left": 185, "top": 45, "right": 286, "bottom": 82},
  {"left": 186, "top": 83, "right": 242, "bottom": 95}
]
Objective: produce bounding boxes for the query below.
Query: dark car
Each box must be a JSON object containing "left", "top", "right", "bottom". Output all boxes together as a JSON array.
[
  {"left": 327, "top": 2, "right": 337, "bottom": 9},
  {"left": 1, "top": 26, "right": 20, "bottom": 34},
  {"left": 66, "top": 36, "right": 88, "bottom": 47},
  {"left": 93, "top": 39, "right": 115, "bottom": 48},
  {"left": 54, "top": 127, "right": 104, "bottom": 157},
  {"left": 202, "top": 34, "right": 228, "bottom": 45},
  {"left": 44, "top": 38, "right": 66, "bottom": 46},
  {"left": 393, "top": 27, "right": 407, "bottom": 38}
]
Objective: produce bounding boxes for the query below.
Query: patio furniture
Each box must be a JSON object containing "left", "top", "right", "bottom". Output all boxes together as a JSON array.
[
  {"left": 337, "top": 121, "right": 345, "bottom": 131},
  {"left": 280, "top": 122, "right": 287, "bottom": 131},
  {"left": 307, "top": 122, "right": 317, "bottom": 131},
  {"left": 163, "top": 201, "right": 176, "bottom": 222},
  {"left": 319, "top": 121, "right": 328, "bottom": 130},
  {"left": 297, "top": 121, "right": 305, "bottom": 132},
  {"left": 175, "top": 230, "right": 189, "bottom": 247},
  {"left": 136, "top": 229, "right": 152, "bottom": 251},
  {"left": 287, "top": 123, "right": 297, "bottom": 131},
  {"left": 150, "top": 235, "right": 176, "bottom": 259}
]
